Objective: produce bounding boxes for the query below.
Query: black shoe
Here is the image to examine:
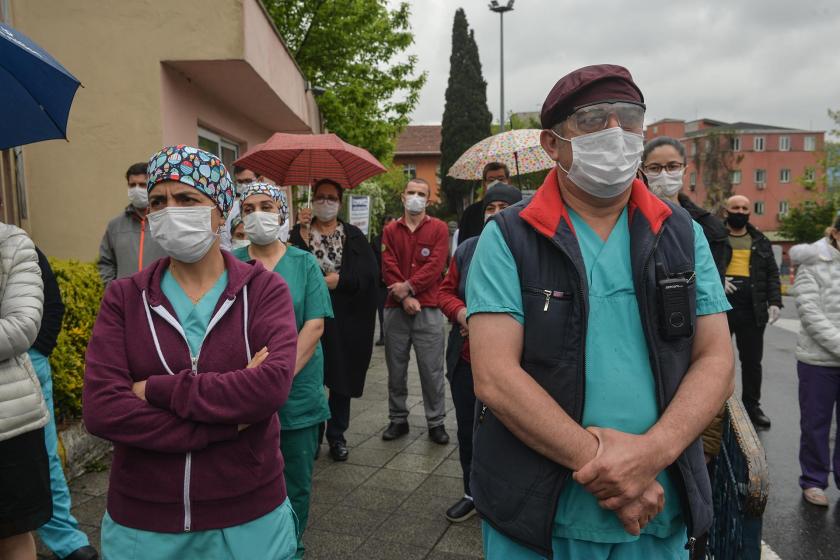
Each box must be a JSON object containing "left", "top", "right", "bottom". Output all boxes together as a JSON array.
[
  {"left": 445, "top": 497, "right": 476, "bottom": 522},
  {"left": 61, "top": 546, "right": 99, "bottom": 560},
  {"left": 375, "top": 338, "right": 385, "bottom": 346},
  {"left": 428, "top": 425, "right": 450, "bottom": 445},
  {"left": 747, "top": 406, "right": 771, "bottom": 429},
  {"left": 382, "top": 422, "right": 409, "bottom": 440},
  {"left": 329, "top": 441, "right": 349, "bottom": 462}
]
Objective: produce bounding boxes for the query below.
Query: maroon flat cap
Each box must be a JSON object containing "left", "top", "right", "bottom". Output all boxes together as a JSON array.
[{"left": 540, "top": 64, "right": 644, "bottom": 129}]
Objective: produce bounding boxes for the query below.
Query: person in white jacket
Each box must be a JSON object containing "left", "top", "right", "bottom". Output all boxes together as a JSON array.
[
  {"left": 791, "top": 216, "right": 840, "bottom": 507},
  {"left": 0, "top": 222, "right": 48, "bottom": 560}
]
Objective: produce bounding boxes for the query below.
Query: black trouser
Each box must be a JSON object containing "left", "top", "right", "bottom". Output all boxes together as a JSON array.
[
  {"left": 727, "top": 308, "right": 766, "bottom": 410},
  {"left": 449, "top": 358, "right": 475, "bottom": 496},
  {"left": 326, "top": 391, "right": 351, "bottom": 444}
]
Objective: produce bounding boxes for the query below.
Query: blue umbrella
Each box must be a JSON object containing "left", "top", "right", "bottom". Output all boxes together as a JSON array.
[{"left": 0, "top": 23, "right": 80, "bottom": 149}]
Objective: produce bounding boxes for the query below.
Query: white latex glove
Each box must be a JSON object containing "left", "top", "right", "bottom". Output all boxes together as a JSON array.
[
  {"left": 768, "top": 305, "right": 781, "bottom": 325},
  {"left": 724, "top": 277, "right": 738, "bottom": 294}
]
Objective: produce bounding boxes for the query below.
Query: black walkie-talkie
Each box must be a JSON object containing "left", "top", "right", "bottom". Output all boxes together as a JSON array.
[{"left": 656, "top": 263, "right": 695, "bottom": 339}]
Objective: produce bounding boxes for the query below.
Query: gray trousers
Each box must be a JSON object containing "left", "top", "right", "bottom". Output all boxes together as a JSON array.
[{"left": 384, "top": 306, "right": 447, "bottom": 427}]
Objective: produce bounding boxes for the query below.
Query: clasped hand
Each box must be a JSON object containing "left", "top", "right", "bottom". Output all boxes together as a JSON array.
[{"left": 573, "top": 427, "right": 668, "bottom": 535}]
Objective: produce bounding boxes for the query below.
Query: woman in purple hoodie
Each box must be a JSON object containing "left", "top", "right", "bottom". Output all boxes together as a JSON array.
[{"left": 83, "top": 145, "right": 299, "bottom": 559}]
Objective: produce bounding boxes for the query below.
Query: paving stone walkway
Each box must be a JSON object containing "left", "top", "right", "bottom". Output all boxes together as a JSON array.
[{"left": 39, "top": 335, "right": 484, "bottom": 559}]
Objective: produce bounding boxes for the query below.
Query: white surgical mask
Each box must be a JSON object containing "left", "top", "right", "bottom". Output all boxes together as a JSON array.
[
  {"left": 148, "top": 206, "right": 218, "bottom": 263},
  {"left": 231, "top": 238, "right": 250, "bottom": 250},
  {"left": 647, "top": 169, "right": 685, "bottom": 199},
  {"left": 244, "top": 211, "right": 282, "bottom": 246},
  {"left": 128, "top": 186, "right": 148, "bottom": 209},
  {"left": 404, "top": 194, "right": 427, "bottom": 215},
  {"left": 313, "top": 199, "right": 340, "bottom": 222},
  {"left": 484, "top": 212, "right": 495, "bottom": 223},
  {"left": 553, "top": 127, "right": 644, "bottom": 199},
  {"left": 278, "top": 221, "right": 290, "bottom": 243}
]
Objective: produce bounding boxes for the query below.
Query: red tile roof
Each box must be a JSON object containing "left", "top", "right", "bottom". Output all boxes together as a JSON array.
[{"left": 395, "top": 125, "right": 441, "bottom": 155}]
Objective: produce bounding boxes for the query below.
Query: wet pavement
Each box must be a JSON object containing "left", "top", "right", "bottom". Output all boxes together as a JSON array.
[
  {"left": 37, "top": 338, "right": 482, "bottom": 559},
  {"left": 752, "top": 297, "right": 840, "bottom": 560},
  {"left": 37, "top": 297, "right": 840, "bottom": 559}
]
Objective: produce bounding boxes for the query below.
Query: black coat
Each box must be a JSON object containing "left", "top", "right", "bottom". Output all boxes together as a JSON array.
[
  {"left": 678, "top": 194, "right": 728, "bottom": 282},
  {"left": 290, "top": 221, "right": 378, "bottom": 397},
  {"left": 457, "top": 200, "right": 485, "bottom": 245},
  {"left": 33, "top": 247, "right": 65, "bottom": 357},
  {"left": 722, "top": 222, "right": 783, "bottom": 326}
]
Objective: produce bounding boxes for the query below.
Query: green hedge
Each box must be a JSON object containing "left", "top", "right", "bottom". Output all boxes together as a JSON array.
[{"left": 48, "top": 259, "right": 103, "bottom": 420}]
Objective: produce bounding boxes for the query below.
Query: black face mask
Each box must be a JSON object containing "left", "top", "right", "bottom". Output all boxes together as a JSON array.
[{"left": 726, "top": 212, "right": 750, "bottom": 229}]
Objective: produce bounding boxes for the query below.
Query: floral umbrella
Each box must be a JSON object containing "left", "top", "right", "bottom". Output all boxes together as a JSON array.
[{"left": 446, "top": 129, "right": 555, "bottom": 181}]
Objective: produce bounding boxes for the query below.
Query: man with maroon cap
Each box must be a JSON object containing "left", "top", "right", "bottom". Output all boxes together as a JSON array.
[{"left": 465, "top": 64, "right": 734, "bottom": 559}]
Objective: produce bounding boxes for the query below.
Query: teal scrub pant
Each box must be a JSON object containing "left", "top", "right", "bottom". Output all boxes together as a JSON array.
[
  {"left": 101, "top": 498, "right": 297, "bottom": 560},
  {"left": 28, "top": 349, "right": 91, "bottom": 558},
  {"left": 482, "top": 521, "right": 688, "bottom": 560},
  {"left": 281, "top": 424, "right": 320, "bottom": 559}
]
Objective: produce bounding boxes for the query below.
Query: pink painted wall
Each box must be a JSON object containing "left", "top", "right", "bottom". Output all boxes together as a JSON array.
[
  {"left": 159, "top": 64, "right": 273, "bottom": 153},
  {"left": 243, "top": 0, "right": 321, "bottom": 133}
]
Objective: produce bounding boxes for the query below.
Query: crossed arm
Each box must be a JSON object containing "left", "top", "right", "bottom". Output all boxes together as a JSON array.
[{"left": 469, "top": 311, "right": 733, "bottom": 534}]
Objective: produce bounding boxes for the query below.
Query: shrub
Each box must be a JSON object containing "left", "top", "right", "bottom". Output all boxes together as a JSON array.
[{"left": 48, "top": 259, "right": 103, "bottom": 421}]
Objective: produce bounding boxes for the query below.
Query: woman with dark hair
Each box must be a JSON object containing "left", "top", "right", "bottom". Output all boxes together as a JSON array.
[
  {"left": 234, "top": 182, "right": 331, "bottom": 557},
  {"left": 790, "top": 217, "right": 840, "bottom": 507},
  {"left": 642, "top": 136, "right": 728, "bottom": 280},
  {"left": 291, "top": 179, "right": 379, "bottom": 462},
  {"left": 83, "top": 145, "right": 299, "bottom": 559}
]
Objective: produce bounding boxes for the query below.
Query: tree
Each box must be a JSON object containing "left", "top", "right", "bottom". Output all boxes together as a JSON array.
[
  {"left": 439, "top": 8, "right": 492, "bottom": 215},
  {"left": 692, "top": 131, "right": 744, "bottom": 214},
  {"left": 267, "top": 0, "right": 426, "bottom": 163},
  {"left": 778, "top": 196, "right": 838, "bottom": 243}
]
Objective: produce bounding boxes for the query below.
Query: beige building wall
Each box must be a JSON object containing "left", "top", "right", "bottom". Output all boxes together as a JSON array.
[{"left": 8, "top": 0, "right": 320, "bottom": 260}]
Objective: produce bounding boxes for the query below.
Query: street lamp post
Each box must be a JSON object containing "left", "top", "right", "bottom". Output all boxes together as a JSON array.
[{"left": 489, "top": 0, "right": 514, "bottom": 132}]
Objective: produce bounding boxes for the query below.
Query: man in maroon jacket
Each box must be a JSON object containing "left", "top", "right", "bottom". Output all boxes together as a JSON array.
[{"left": 381, "top": 178, "right": 451, "bottom": 444}]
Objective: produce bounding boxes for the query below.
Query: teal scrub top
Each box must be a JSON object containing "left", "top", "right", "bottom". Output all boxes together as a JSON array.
[
  {"left": 233, "top": 245, "right": 333, "bottom": 430},
  {"left": 161, "top": 268, "right": 228, "bottom": 357},
  {"left": 466, "top": 210, "right": 730, "bottom": 543}
]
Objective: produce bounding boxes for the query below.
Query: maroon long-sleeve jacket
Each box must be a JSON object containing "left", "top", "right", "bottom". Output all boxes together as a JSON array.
[{"left": 83, "top": 251, "right": 298, "bottom": 533}]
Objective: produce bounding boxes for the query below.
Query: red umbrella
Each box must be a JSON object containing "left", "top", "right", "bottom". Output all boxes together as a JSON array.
[{"left": 234, "top": 132, "right": 386, "bottom": 190}]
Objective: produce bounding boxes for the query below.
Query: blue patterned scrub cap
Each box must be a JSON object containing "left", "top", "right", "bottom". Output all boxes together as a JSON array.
[
  {"left": 146, "top": 145, "right": 234, "bottom": 218},
  {"left": 240, "top": 182, "right": 289, "bottom": 224}
]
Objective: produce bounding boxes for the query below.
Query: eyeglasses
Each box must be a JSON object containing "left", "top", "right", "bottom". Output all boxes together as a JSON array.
[
  {"left": 567, "top": 102, "right": 645, "bottom": 134},
  {"left": 314, "top": 195, "right": 340, "bottom": 203},
  {"left": 643, "top": 162, "right": 685, "bottom": 175}
]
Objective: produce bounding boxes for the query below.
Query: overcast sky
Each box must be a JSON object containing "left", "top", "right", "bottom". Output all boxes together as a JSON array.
[{"left": 394, "top": 0, "right": 840, "bottom": 134}]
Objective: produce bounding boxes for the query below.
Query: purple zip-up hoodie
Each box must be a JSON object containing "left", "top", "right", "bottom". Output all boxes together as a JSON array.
[{"left": 83, "top": 251, "right": 298, "bottom": 533}]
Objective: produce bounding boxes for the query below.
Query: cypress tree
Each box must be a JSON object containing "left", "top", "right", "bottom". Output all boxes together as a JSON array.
[{"left": 439, "top": 8, "right": 492, "bottom": 215}]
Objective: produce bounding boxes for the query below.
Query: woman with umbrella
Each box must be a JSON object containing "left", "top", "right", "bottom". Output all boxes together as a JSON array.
[
  {"left": 291, "top": 179, "right": 379, "bottom": 462},
  {"left": 83, "top": 145, "right": 299, "bottom": 559},
  {"left": 233, "top": 182, "right": 332, "bottom": 557}
]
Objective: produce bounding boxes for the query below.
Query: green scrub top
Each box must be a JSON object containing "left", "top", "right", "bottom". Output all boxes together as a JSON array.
[
  {"left": 466, "top": 210, "right": 730, "bottom": 544},
  {"left": 233, "top": 245, "right": 333, "bottom": 430}
]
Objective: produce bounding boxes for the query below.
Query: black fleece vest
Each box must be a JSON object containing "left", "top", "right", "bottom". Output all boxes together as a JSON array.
[{"left": 470, "top": 199, "right": 711, "bottom": 558}]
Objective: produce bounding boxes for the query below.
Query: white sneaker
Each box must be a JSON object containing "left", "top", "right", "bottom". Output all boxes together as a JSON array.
[{"left": 803, "top": 487, "right": 829, "bottom": 507}]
